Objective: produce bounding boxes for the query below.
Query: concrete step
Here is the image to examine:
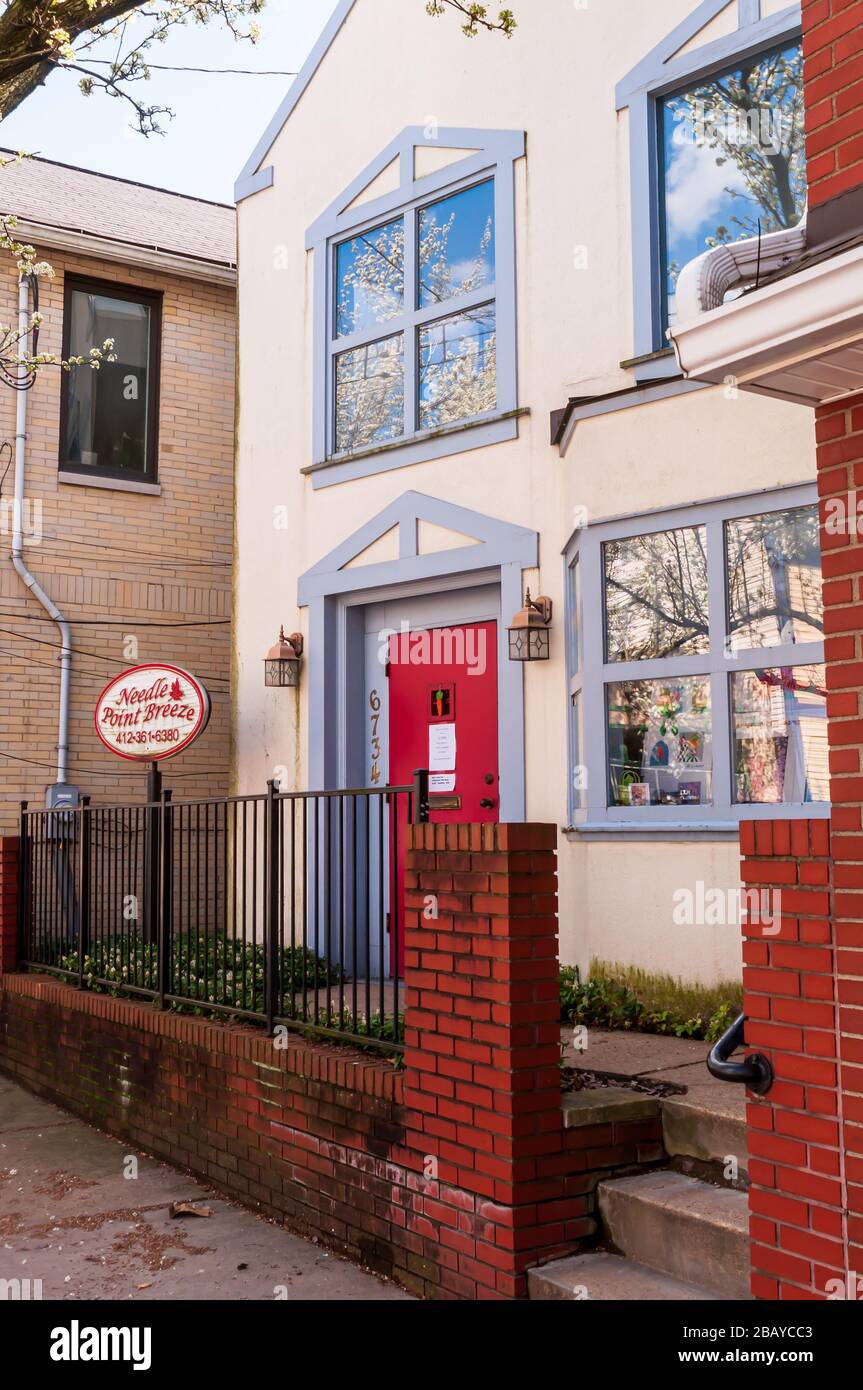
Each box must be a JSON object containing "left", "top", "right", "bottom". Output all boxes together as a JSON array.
[
  {"left": 661, "top": 1093, "right": 748, "bottom": 1182},
  {"left": 562, "top": 1088, "right": 659, "bottom": 1129},
  {"left": 528, "top": 1250, "right": 723, "bottom": 1301},
  {"left": 598, "top": 1170, "right": 751, "bottom": 1300}
]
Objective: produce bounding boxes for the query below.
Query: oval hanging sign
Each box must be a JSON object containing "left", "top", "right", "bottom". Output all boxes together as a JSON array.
[{"left": 94, "top": 664, "right": 211, "bottom": 762}]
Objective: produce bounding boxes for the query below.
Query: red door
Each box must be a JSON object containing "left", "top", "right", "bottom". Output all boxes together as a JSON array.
[{"left": 387, "top": 620, "right": 499, "bottom": 973}]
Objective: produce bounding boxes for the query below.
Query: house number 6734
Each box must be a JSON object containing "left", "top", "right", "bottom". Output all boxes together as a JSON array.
[{"left": 369, "top": 689, "right": 382, "bottom": 785}]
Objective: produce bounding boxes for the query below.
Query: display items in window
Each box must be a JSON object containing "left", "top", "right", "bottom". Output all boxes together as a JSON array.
[{"left": 607, "top": 677, "right": 712, "bottom": 807}]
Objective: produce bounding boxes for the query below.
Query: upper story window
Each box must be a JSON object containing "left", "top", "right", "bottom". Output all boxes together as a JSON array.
[
  {"left": 60, "top": 277, "right": 161, "bottom": 483},
  {"left": 306, "top": 127, "right": 523, "bottom": 489},
  {"left": 566, "top": 486, "right": 826, "bottom": 829},
  {"left": 661, "top": 40, "right": 806, "bottom": 329},
  {"left": 332, "top": 180, "right": 497, "bottom": 454},
  {"left": 616, "top": 1, "right": 804, "bottom": 371}
]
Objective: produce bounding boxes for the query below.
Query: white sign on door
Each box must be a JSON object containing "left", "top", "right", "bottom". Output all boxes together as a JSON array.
[{"left": 428, "top": 723, "right": 456, "bottom": 772}]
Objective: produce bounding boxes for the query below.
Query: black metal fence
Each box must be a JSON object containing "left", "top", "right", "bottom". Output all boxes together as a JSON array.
[{"left": 18, "top": 771, "right": 430, "bottom": 1055}]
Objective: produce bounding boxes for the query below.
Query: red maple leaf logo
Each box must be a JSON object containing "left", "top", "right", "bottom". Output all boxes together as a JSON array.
[{"left": 169, "top": 678, "right": 185, "bottom": 701}]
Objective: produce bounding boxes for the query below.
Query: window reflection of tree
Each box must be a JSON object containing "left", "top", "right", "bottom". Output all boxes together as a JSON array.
[
  {"left": 605, "top": 527, "right": 709, "bottom": 661},
  {"left": 727, "top": 508, "right": 822, "bottom": 649},
  {"left": 335, "top": 336, "right": 404, "bottom": 453},
  {"left": 334, "top": 187, "right": 497, "bottom": 447}
]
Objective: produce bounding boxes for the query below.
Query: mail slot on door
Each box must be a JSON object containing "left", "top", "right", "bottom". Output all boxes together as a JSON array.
[{"left": 428, "top": 794, "right": 462, "bottom": 810}]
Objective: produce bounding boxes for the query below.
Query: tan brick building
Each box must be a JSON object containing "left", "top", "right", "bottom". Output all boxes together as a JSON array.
[{"left": 0, "top": 153, "right": 236, "bottom": 832}]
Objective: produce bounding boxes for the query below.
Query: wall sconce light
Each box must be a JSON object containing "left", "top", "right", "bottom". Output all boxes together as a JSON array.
[
  {"left": 507, "top": 590, "right": 553, "bottom": 662},
  {"left": 264, "top": 626, "right": 304, "bottom": 687}
]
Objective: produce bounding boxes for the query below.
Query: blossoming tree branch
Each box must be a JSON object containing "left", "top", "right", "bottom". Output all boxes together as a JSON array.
[
  {"left": 0, "top": 0, "right": 515, "bottom": 131},
  {"left": 0, "top": 0, "right": 514, "bottom": 386}
]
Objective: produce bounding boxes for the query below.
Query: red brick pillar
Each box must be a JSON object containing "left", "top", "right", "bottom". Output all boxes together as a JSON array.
[
  {"left": 740, "top": 396, "right": 863, "bottom": 1299},
  {"left": 402, "top": 823, "right": 590, "bottom": 1298},
  {"left": 0, "top": 836, "right": 20, "bottom": 975},
  {"left": 736, "top": 0, "right": 863, "bottom": 1304},
  {"left": 741, "top": 393, "right": 863, "bottom": 1298},
  {"left": 740, "top": 819, "right": 848, "bottom": 1298},
  {"left": 803, "top": 0, "right": 863, "bottom": 209},
  {"left": 817, "top": 394, "right": 863, "bottom": 1295}
]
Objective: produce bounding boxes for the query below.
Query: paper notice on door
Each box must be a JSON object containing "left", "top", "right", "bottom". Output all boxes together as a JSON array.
[
  {"left": 428, "top": 723, "right": 456, "bottom": 772},
  {"left": 429, "top": 773, "right": 456, "bottom": 794}
]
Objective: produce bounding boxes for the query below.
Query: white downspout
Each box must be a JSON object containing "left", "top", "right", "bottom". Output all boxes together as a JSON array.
[{"left": 12, "top": 275, "right": 72, "bottom": 786}]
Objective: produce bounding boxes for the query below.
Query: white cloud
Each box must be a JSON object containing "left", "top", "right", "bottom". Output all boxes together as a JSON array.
[{"left": 665, "top": 139, "right": 749, "bottom": 243}]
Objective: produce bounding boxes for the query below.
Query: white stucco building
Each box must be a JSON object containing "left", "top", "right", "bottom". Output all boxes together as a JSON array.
[{"left": 232, "top": 0, "right": 822, "bottom": 988}]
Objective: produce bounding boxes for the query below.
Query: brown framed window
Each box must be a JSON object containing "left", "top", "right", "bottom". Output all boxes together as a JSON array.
[{"left": 59, "top": 275, "right": 162, "bottom": 483}]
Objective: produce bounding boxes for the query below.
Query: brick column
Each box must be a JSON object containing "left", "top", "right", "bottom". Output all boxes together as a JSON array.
[
  {"left": 740, "top": 393, "right": 863, "bottom": 1298},
  {"left": 803, "top": 0, "right": 863, "bottom": 209},
  {"left": 0, "top": 836, "right": 19, "bottom": 975},
  {"left": 402, "top": 823, "right": 591, "bottom": 1298},
  {"left": 734, "top": 0, "right": 863, "bottom": 1305},
  {"left": 818, "top": 394, "right": 863, "bottom": 1295},
  {"left": 740, "top": 819, "right": 848, "bottom": 1299}
]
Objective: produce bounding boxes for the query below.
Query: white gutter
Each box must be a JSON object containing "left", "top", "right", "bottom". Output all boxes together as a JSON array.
[
  {"left": 667, "top": 239, "right": 863, "bottom": 394},
  {"left": 13, "top": 276, "right": 72, "bottom": 786},
  {"left": 674, "top": 219, "right": 807, "bottom": 320}
]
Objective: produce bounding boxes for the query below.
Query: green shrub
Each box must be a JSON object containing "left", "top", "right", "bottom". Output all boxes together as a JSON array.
[
  {"left": 559, "top": 964, "right": 741, "bottom": 1043},
  {"left": 55, "top": 931, "right": 342, "bottom": 1019}
]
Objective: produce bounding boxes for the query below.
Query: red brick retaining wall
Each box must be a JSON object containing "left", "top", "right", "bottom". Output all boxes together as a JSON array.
[{"left": 0, "top": 824, "right": 660, "bottom": 1300}]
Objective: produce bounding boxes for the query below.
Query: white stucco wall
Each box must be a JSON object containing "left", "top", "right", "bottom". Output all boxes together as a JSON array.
[{"left": 233, "top": 0, "right": 814, "bottom": 987}]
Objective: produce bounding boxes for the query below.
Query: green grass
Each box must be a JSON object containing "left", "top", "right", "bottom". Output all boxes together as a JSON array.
[
  {"left": 559, "top": 958, "right": 743, "bottom": 1043},
  {"left": 593, "top": 959, "right": 743, "bottom": 1021}
]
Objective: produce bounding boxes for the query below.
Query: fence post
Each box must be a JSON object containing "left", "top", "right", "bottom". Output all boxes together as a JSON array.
[
  {"left": 77, "top": 797, "right": 91, "bottom": 990},
  {"left": 143, "top": 761, "right": 162, "bottom": 944},
  {"left": 265, "top": 780, "right": 280, "bottom": 1035},
  {"left": 411, "top": 768, "right": 430, "bottom": 825},
  {"left": 157, "top": 789, "right": 173, "bottom": 1008},
  {"left": 16, "top": 801, "right": 28, "bottom": 967}
]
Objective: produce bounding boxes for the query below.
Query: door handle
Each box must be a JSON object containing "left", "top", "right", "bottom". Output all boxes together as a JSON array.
[{"left": 479, "top": 798, "right": 496, "bottom": 810}]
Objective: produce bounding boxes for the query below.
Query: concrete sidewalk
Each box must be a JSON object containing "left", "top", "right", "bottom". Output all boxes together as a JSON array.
[
  {"left": 560, "top": 1026, "right": 746, "bottom": 1124},
  {"left": 0, "top": 1076, "right": 411, "bottom": 1302}
]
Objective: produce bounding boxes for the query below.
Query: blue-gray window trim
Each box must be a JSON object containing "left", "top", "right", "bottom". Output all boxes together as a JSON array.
[
  {"left": 305, "top": 127, "right": 524, "bottom": 489},
  {"left": 563, "top": 481, "right": 827, "bottom": 832},
  {"left": 298, "top": 490, "right": 538, "bottom": 821},
  {"left": 235, "top": 0, "right": 359, "bottom": 203},
  {"left": 616, "top": 0, "right": 802, "bottom": 369}
]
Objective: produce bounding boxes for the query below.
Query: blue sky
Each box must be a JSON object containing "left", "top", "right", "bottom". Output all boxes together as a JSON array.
[{"left": 0, "top": 0, "right": 339, "bottom": 203}]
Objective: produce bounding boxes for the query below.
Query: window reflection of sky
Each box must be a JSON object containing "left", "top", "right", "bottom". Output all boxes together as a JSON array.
[
  {"left": 660, "top": 41, "right": 805, "bottom": 325},
  {"left": 336, "top": 217, "right": 404, "bottom": 337},
  {"left": 419, "top": 181, "right": 495, "bottom": 308}
]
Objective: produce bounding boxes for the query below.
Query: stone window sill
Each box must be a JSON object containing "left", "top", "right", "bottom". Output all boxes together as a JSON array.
[{"left": 59, "top": 471, "right": 161, "bottom": 497}]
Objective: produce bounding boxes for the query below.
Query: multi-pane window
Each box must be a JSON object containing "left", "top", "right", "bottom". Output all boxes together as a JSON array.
[
  {"left": 331, "top": 179, "right": 498, "bottom": 457},
  {"left": 566, "top": 490, "right": 826, "bottom": 825},
  {"left": 60, "top": 277, "right": 161, "bottom": 483},
  {"left": 660, "top": 40, "right": 806, "bottom": 329}
]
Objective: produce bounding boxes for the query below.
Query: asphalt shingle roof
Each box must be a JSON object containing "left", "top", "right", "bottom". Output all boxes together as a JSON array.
[{"left": 0, "top": 150, "right": 236, "bottom": 268}]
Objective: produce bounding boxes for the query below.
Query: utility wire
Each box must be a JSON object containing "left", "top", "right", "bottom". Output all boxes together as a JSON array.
[
  {"left": 33, "top": 545, "right": 232, "bottom": 571},
  {"left": 0, "top": 528, "right": 231, "bottom": 570},
  {"left": 1, "top": 745, "right": 225, "bottom": 779},
  {"left": 33, "top": 532, "right": 232, "bottom": 566},
  {"left": 0, "top": 644, "right": 75, "bottom": 674},
  {"left": 0, "top": 624, "right": 230, "bottom": 686},
  {"left": 84, "top": 60, "right": 298, "bottom": 75},
  {"left": 0, "top": 611, "right": 230, "bottom": 628}
]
